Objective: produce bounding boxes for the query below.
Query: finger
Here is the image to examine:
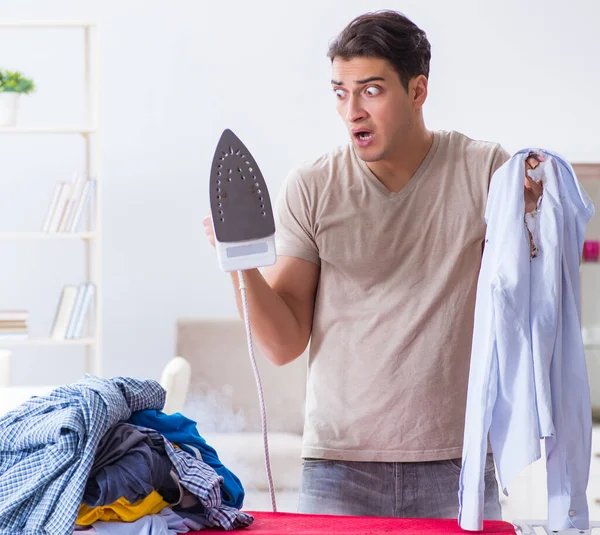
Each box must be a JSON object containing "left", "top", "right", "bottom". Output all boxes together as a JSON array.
[
  {"left": 526, "top": 151, "right": 545, "bottom": 166},
  {"left": 525, "top": 183, "right": 543, "bottom": 202},
  {"left": 524, "top": 170, "right": 543, "bottom": 191},
  {"left": 525, "top": 171, "right": 540, "bottom": 189}
]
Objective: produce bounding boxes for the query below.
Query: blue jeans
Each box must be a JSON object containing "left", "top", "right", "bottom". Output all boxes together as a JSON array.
[{"left": 298, "top": 453, "right": 502, "bottom": 519}]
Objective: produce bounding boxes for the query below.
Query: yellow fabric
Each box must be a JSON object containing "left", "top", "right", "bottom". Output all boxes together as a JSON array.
[{"left": 77, "top": 491, "right": 168, "bottom": 525}]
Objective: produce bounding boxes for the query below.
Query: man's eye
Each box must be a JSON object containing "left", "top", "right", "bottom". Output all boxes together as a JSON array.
[
  {"left": 333, "top": 89, "right": 346, "bottom": 99},
  {"left": 365, "top": 86, "right": 381, "bottom": 96}
]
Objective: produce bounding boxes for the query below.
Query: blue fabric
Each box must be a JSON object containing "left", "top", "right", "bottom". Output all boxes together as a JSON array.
[
  {"left": 128, "top": 409, "right": 245, "bottom": 508},
  {"left": 0, "top": 376, "right": 165, "bottom": 535},
  {"left": 458, "top": 150, "right": 594, "bottom": 532}
]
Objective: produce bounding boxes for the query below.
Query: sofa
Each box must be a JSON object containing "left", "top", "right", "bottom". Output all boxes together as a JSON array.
[{"left": 175, "top": 317, "right": 308, "bottom": 511}]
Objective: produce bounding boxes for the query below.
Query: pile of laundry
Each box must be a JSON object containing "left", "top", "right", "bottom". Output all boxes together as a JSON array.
[{"left": 0, "top": 375, "right": 254, "bottom": 534}]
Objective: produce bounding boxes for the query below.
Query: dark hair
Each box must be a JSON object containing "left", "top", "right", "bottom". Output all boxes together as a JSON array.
[{"left": 327, "top": 10, "right": 431, "bottom": 92}]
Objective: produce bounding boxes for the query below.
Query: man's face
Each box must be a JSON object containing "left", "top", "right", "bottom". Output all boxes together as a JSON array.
[{"left": 331, "top": 56, "right": 416, "bottom": 163}]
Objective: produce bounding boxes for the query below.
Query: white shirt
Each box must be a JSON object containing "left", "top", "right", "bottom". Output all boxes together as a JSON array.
[{"left": 458, "top": 149, "right": 595, "bottom": 531}]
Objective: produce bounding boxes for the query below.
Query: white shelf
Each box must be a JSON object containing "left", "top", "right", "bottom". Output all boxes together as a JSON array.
[
  {"left": 0, "top": 20, "right": 103, "bottom": 379},
  {"left": 0, "top": 127, "right": 96, "bottom": 135},
  {"left": 0, "top": 232, "right": 96, "bottom": 240},
  {"left": 0, "top": 337, "right": 95, "bottom": 346}
]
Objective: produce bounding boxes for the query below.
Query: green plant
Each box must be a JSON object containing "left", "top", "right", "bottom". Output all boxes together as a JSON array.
[{"left": 0, "top": 69, "right": 35, "bottom": 94}]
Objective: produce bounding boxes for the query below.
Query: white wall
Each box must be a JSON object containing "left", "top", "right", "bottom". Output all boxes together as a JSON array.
[{"left": 0, "top": 0, "right": 598, "bottom": 385}]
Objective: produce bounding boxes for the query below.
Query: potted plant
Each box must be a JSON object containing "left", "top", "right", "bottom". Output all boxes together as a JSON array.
[{"left": 0, "top": 69, "right": 36, "bottom": 127}]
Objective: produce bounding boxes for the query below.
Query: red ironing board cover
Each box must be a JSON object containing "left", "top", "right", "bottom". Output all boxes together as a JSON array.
[{"left": 192, "top": 511, "right": 517, "bottom": 533}]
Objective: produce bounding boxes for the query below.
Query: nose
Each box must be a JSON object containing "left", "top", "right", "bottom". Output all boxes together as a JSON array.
[{"left": 346, "top": 94, "right": 367, "bottom": 123}]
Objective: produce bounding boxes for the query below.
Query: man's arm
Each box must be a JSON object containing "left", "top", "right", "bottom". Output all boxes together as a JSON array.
[
  {"left": 229, "top": 256, "right": 320, "bottom": 366},
  {"left": 203, "top": 215, "right": 319, "bottom": 366}
]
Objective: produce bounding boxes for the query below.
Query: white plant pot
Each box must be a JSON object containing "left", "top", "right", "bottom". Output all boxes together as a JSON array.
[{"left": 0, "top": 92, "right": 20, "bottom": 127}]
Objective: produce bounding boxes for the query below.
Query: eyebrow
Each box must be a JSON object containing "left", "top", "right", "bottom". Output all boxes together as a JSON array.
[{"left": 331, "top": 76, "right": 385, "bottom": 86}]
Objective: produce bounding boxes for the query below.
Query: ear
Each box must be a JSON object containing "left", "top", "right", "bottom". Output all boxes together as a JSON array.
[{"left": 411, "top": 75, "right": 428, "bottom": 109}]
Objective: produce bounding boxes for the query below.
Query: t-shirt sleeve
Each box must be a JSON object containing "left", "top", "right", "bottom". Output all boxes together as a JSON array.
[{"left": 274, "top": 168, "right": 321, "bottom": 266}]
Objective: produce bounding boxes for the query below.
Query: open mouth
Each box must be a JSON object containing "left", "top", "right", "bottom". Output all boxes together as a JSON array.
[
  {"left": 353, "top": 129, "right": 375, "bottom": 146},
  {"left": 354, "top": 131, "right": 374, "bottom": 141}
]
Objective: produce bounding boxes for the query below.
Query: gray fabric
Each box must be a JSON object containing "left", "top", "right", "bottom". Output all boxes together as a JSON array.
[
  {"left": 297, "top": 453, "right": 502, "bottom": 519},
  {"left": 173, "top": 489, "right": 208, "bottom": 518},
  {"left": 92, "top": 506, "right": 208, "bottom": 535},
  {"left": 84, "top": 425, "right": 177, "bottom": 507},
  {"left": 90, "top": 423, "right": 164, "bottom": 477}
]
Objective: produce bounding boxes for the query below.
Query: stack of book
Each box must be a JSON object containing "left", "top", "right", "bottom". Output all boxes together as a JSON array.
[
  {"left": 42, "top": 173, "right": 96, "bottom": 233},
  {"left": 50, "top": 283, "right": 95, "bottom": 340},
  {"left": 0, "top": 310, "right": 29, "bottom": 340}
]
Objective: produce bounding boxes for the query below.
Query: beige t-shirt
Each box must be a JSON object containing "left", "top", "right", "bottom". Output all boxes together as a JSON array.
[{"left": 275, "top": 130, "right": 511, "bottom": 462}]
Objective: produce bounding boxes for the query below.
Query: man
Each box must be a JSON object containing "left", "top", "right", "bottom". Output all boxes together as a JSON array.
[{"left": 204, "top": 10, "right": 539, "bottom": 520}]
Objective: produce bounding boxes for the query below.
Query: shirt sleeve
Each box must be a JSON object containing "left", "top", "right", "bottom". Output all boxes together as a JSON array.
[
  {"left": 545, "top": 286, "right": 592, "bottom": 530},
  {"left": 458, "top": 248, "right": 500, "bottom": 531},
  {"left": 274, "top": 168, "right": 321, "bottom": 266}
]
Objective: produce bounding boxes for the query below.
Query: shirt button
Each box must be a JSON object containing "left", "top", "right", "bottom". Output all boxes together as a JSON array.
[{"left": 569, "top": 510, "right": 576, "bottom": 517}]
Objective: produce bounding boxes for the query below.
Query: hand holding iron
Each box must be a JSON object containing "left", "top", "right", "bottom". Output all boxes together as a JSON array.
[{"left": 203, "top": 214, "right": 216, "bottom": 248}]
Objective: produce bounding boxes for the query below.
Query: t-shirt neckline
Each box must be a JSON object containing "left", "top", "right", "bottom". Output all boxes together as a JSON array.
[{"left": 354, "top": 131, "right": 441, "bottom": 201}]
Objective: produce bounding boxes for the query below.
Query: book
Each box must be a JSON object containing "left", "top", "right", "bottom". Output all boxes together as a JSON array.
[
  {"left": 69, "top": 179, "right": 95, "bottom": 233},
  {"left": 0, "top": 310, "right": 29, "bottom": 322},
  {"left": 0, "top": 331, "right": 27, "bottom": 336},
  {"left": 60, "top": 173, "right": 86, "bottom": 232},
  {"left": 41, "top": 183, "right": 64, "bottom": 233},
  {"left": 71, "top": 283, "right": 95, "bottom": 339},
  {"left": 66, "top": 282, "right": 87, "bottom": 338},
  {"left": 50, "top": 285, "right": 79, "bottom": 339},
  {"left": 0, "top": 323, "right": 28, "bottom": 330},
  {"left": 0, "top": 333, "right": 28, "bottom": 340},
  {"left": 47, "top": 183, "right": 72, "bottom": 233}
]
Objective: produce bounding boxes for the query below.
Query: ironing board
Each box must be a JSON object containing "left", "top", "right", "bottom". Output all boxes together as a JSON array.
[{"left": 189, "top": 511, "right": 518, "bottom": 534}]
